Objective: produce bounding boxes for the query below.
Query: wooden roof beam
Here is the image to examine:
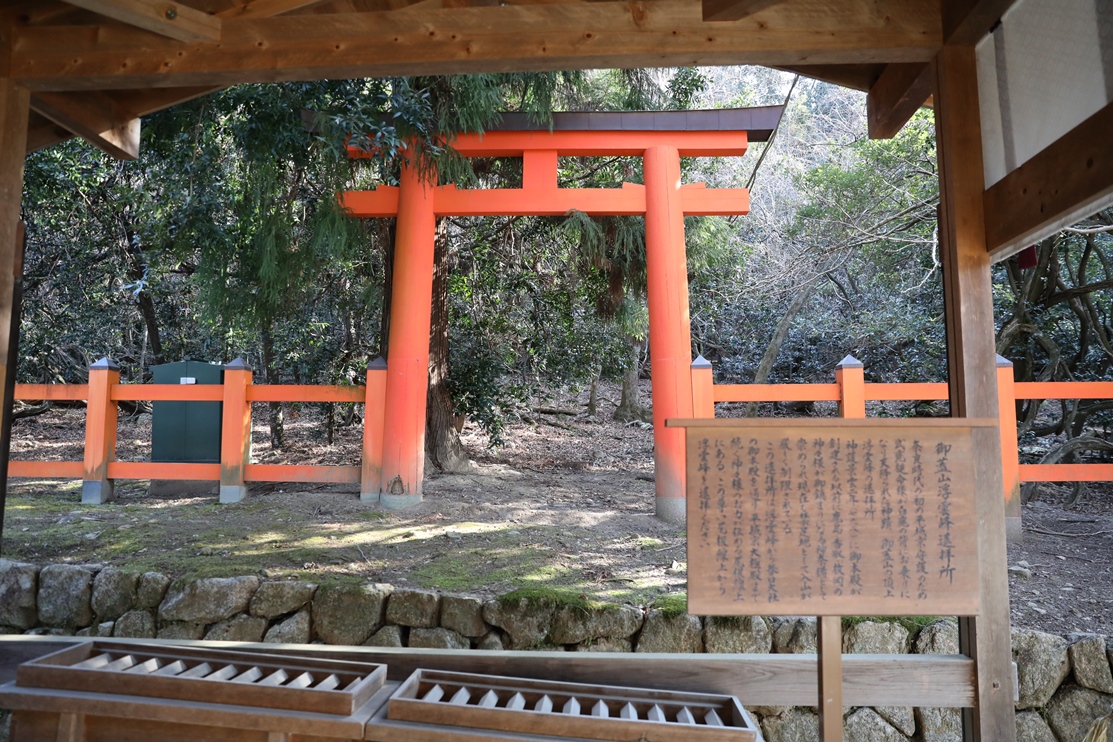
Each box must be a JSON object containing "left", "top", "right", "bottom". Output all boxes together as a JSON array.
[
  {"left": 30, "top": 91, "right": 140, "bottom": 159},
  {"left": 216, "top": 0, "right": 331, "bottom": 19},
  {"left": 943, "top": 0, "right": 1019, "bottom": 45},
  {"left": 61, "top": 0, "right": 222, "bottom": 43},
  {"left": 866, "top": 62, "right": 932, "bottom": 139},
  {"left": 984, "top": 100, "right": 1113, "bottom": 260},
  {"left": 10, "top": 0, "right": 942, "bottom": 92},
  {"left": 701, "top": 0, "right": 783, "bottom": 23}
]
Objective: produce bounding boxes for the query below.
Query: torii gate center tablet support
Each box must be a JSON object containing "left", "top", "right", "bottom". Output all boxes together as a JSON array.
[{"left": 343, "top": 128, "right": 752, "bottom": 521}]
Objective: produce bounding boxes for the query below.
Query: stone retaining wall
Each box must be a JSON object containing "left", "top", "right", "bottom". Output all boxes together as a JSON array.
[{"left": 1, "top": 559, "right": 1109, "bottom": 741}]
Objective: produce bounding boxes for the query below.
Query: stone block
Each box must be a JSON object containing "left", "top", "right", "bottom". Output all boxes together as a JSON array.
[
  {"left": 91, "top": 568, "right": 139, "bottom": 621},
  {"left": 704, "top": 616, "right": 772, "bottom": 654},
  {"left": 249, "top": 581, "right": 317, "bottom": 619},
  {"left": 264, "top": 610, "right": 311, "bottom": 644},
  {"left": 549, "top": 603, "right": 642, "bottom": 645},
  {"left": 482, "top": 596, "right": 557, "bottom": 650},
  {"left": 1015, "top": 710, "right": 1055, "bottom": 742},
  {"left": 1012, "top": 628, "right": 1070, "bottom": 709},
  {"left": 913, "top": 619, "right": 959, "bottom": 655},
  {"left": 157, "top": 621, "right": 205, "bottom": 640},
  {"left": 914, "top": 707, "right": 961, "bottom": 742},
  {"left": 112, "top": 610, "right": 155, "bottom": 638},
  {"left": 0, "top": 560, "right": 39, "bottom": 629},
  {"left": 440, "top": 595, "right": 487, "bottom": 637},
  {"left": 477, "top": 631, "right": 506, "bottom": 651},
  {"left": 364, "top": 625, "right": 404, "bottom": 647},
  {"left": 38, "top": 564, "right": 96, "bottom": 629},
  {"left": 760, "top": 707, "right": 818, "bottom": 742},
  {"left": 874, "top": 707, "right": 914, "bottom": 736},
  {"left": 635, "top": 611, "right": 702, "bottom": 653},
  {"left": 136, "top": 572, "right": 170, "bottom": 610},
  {"left": 386, "top": 589, "right": 440, "bottom": 628},
  {"left": 205, "top": 614, "right": 268, "bottom": 642},
  {"left": 843, "top": 621, "right": 909, "bottom": 655},
  {"left": 1045, "top": 685, "right": 1113, "bottom": 742},
  {"left": 409, "top": 627, "right": 469, "bottom": 649},
  {"left": 576, "top": 637, "right": 632, "bottom": 652},
  {"left": 158, "top": 576, "right": 260, "bottom": 624},
  {"left": 312, "top": 583, "right": 391, "bottom": 645},
  {"left": 772, "top": 617, "right": 816, "bottom": 654},
  {"left": 1068, "top": 634, "right": 1113, "bottom": 693},
  {"left": 843, "top": 707, "right": 906, "bottom": 741}
]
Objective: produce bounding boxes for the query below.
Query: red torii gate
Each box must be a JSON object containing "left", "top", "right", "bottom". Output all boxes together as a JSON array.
[{"left": 342, "top": 108, "right": 781, "bottom": 522}]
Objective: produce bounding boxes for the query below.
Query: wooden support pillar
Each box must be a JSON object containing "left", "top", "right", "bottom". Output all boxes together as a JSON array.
[
  {"left": 691, "top": 356, "right": 714, "bottom": 419},
  {"left": 219, "top": 358, "right": 252, "bottom": 504},
  {"left": 0, "top": 79, "right": 29, "bottom": 547},
  {"left": 996, "top": 356, "right": 1021, "bottom": 541},
  {"left": 644, "top": 144, "right": 695, "bottom": 524},
  {"left": 361, "top": 357, "right": 387, "bottom": 503},
  {"left": 817, "top": 615, "right": 844, "bottom": 742},
  {"left": 380, "top": 159, "right": 436, "bottom": 509},
  {"left": 934, "top": 44, "right": 1017, "bottom": 741},
  {"left": 835, "top": 355, "right": 865, "bottom": 419},
  {"left": 82, "top": 358, "right": 119, "bottom": 504}
]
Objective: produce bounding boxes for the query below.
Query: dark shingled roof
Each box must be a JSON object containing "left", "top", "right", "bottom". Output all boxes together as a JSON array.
[{"left": 491, "top": 106, "right": 784, "bottom": 142}]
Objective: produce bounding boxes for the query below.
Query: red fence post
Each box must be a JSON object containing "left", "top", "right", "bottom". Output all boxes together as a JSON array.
[
  {"left": 362, "top": 357, "right": 387, "bottom": 503},
  {"left": 219, "top": 358, "right": 252, "bottom": 504},
  {"left": 82, "top": 357, "right": 119, "bottom": 504},
  {"left": 691, "top": 356, "right": 715, "bottom": 419},
  {"left": 835, "top": 355, "right": 865, "bottom": 419},
  {"left": 997, "top": 355, "right": 1022, "bottom": 541}
]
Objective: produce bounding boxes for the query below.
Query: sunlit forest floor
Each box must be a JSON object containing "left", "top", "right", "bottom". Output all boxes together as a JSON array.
[{"left": 4, "top": 379, "right": 1112, "bottom": 632}]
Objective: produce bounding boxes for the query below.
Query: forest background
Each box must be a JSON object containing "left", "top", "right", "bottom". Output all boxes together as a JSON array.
[{"left": 17, "top": 65, "right": 1113, "bottom": 498}]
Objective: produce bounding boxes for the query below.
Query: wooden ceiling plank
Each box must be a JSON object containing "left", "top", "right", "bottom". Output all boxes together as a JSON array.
[
  {"left": 11, "top": 0, "right": 941, "bottom": 92},
  {"left": 61, "top": 0, "right": 222, "bottom": 43},
  {"left": 216, "top": 0, "right": 331, "bottom": 18},
  {"left": 30, "top": 90, "right": 140, "bottom": 159},
  {"left": 701, "top": 0, "right": 782, "bottom": 23},
  {"left": 866, "top": 62, "right": 932, "bottom": 139},
  {"left": 942, "top": 0, "right": 1019, "bottom": 45},
  {"left": 984, "top": 100, "right": 1113, "bottom": 260},
  {"left": 25, "top": 111, "right": 73, "bottom": 153}
]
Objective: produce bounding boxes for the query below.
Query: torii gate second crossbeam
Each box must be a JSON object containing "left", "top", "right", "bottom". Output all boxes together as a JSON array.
[{"left": 342, "top": 108, "right": 782, "bottom": 522}]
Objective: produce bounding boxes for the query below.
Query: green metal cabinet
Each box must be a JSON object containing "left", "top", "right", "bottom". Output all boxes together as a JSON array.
[{"left": 151, "top": 361, "right": 223, "bottom": 463}]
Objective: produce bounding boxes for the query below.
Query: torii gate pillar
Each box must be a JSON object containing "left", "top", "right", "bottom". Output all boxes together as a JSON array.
[
  {"left": 644, "top": 145, "right": 694, "bottom": 522},
  {"left": 379, "top": 160, "right": 436, "bottom": 508}
]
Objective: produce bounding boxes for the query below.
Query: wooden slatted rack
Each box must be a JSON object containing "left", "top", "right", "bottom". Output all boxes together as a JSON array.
[
  {"left": 369, "top": 669, "right": 759, "bottom": 741},
  {"left": 15, "top": 640, "right": 386, "bottom": 715}
]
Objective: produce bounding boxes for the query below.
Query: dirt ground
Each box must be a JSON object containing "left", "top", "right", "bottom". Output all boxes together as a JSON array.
[{"left": 3, "top": 381, "right": 1112, "bottom": 633}]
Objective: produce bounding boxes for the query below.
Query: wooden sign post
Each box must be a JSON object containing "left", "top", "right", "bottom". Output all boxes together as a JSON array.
[{"left": 669, "top": 418, "right": 998, "bottom": 742}]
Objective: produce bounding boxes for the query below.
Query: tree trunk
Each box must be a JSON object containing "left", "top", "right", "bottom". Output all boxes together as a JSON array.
[
  {"left": 425, "top": 219, "right": 469, "bottom": 472},
  {"left": 261, "top": 327, "right": 284, "bottom": 448},
  {"left": 613, "top": 335, "right": 650, "bottom": 423},
  {"left": 746, "top": 283, "right": 815, "bottom": 417}
]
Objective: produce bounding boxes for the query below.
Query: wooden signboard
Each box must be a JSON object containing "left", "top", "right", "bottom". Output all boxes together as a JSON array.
[{"left": 670, "top": 418, "right": 996, "bottom": 617}]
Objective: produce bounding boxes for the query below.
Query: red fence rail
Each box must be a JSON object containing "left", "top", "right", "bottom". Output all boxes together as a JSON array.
[
  {"left": 8, "top": 357, "right": 387, "bottom": 505},
  {"left": 692, "top": 355, "right": 1113, "bottom": 523}
]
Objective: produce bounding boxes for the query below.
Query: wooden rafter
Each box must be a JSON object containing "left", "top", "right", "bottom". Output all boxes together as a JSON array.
[
  {"left": 943, "top": 0, "right": 1019, "bottom": 45},
  {"left": 31, "top": 91, "right": 140, "bottom": 159},
  {"left": 10, "top": 0, "right": 941, "bottom": 92},
  {"left": 701, "top": 0, "right": 782, "bottom": 23},
  {"left": 216, "top": 0, "right": 331, "bottom": 19},
  {"left": 866, "top": 62, "right": 933, "bottom": 139},
  {"left": 984, "top": 100, "right": 1113, "bottom": 260},
  {"left": 61, "top": 0, "right": 222, "bottom": 43}
]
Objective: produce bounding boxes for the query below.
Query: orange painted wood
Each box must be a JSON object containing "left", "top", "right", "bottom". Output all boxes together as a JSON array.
[
  {"left": 380, "top": 160, "right": 437, "bottom": 500},
  {"left": 1013, "top": 381, "right": 1113, "bottom": 400},
  {"left": 248, "top": 385, "right": 364, "bottom": 403},
  {"left": 1019, "top": 464, "right": 1113, "bottom": 482},
  {"left": 14, "top": 383, "right": 88, "bottom": 401},
  {"left": 340, "top": 186, "right": 399, "bottom": 218},
  {"left": 447, "top": 129, "right": 750, "bottom": 157},
  {"left": 220, "top": 365, "right": 253, "bottom": 498},
  {"left": 713, "top": 383, "right": 841, "bottom": 403},
  {"left": 432, "top": 183, "right": 646, "bottom": 217},
  {"left": 111, "top": 384, "right": 223, "bottom": 401},
  {"left": 244, "top": 464, "right": 361, "bottom": 484},
  {"left": 83, "top": 364, "right": 119, "bottom": 490},
  {"left": 522, "top": 150, "right": 557, "bottom": 190},
  {"left": 836, "top": 365, "right": 865, "bottom": 419},
  {"left": 679, "top": 183, "right": 751, "bottom": 216},
  {"left": 8, "top": 460, "right": 83, "bottom": 478},
  {"left": 644, "top": 144, "right": 694, "bottom": 514},
  {"left": 108, "top": 462, "right": 221, "bottom": 480},
  {"left": 997, "top": 364, "right": 1021, "bottom": 524},
  {"left": 362, "top": 362, "right": 387, "bottom": 499},
  {"left": 692, "top": 361, "right": 715, "bottom": 419},
  {"left": 863, "top": 383, "right": 949, "bottom": 401}
]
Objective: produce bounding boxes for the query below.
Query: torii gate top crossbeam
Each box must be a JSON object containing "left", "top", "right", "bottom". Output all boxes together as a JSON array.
[{"left": 342, "top": 124, "right": 762, "bottom": 219}]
